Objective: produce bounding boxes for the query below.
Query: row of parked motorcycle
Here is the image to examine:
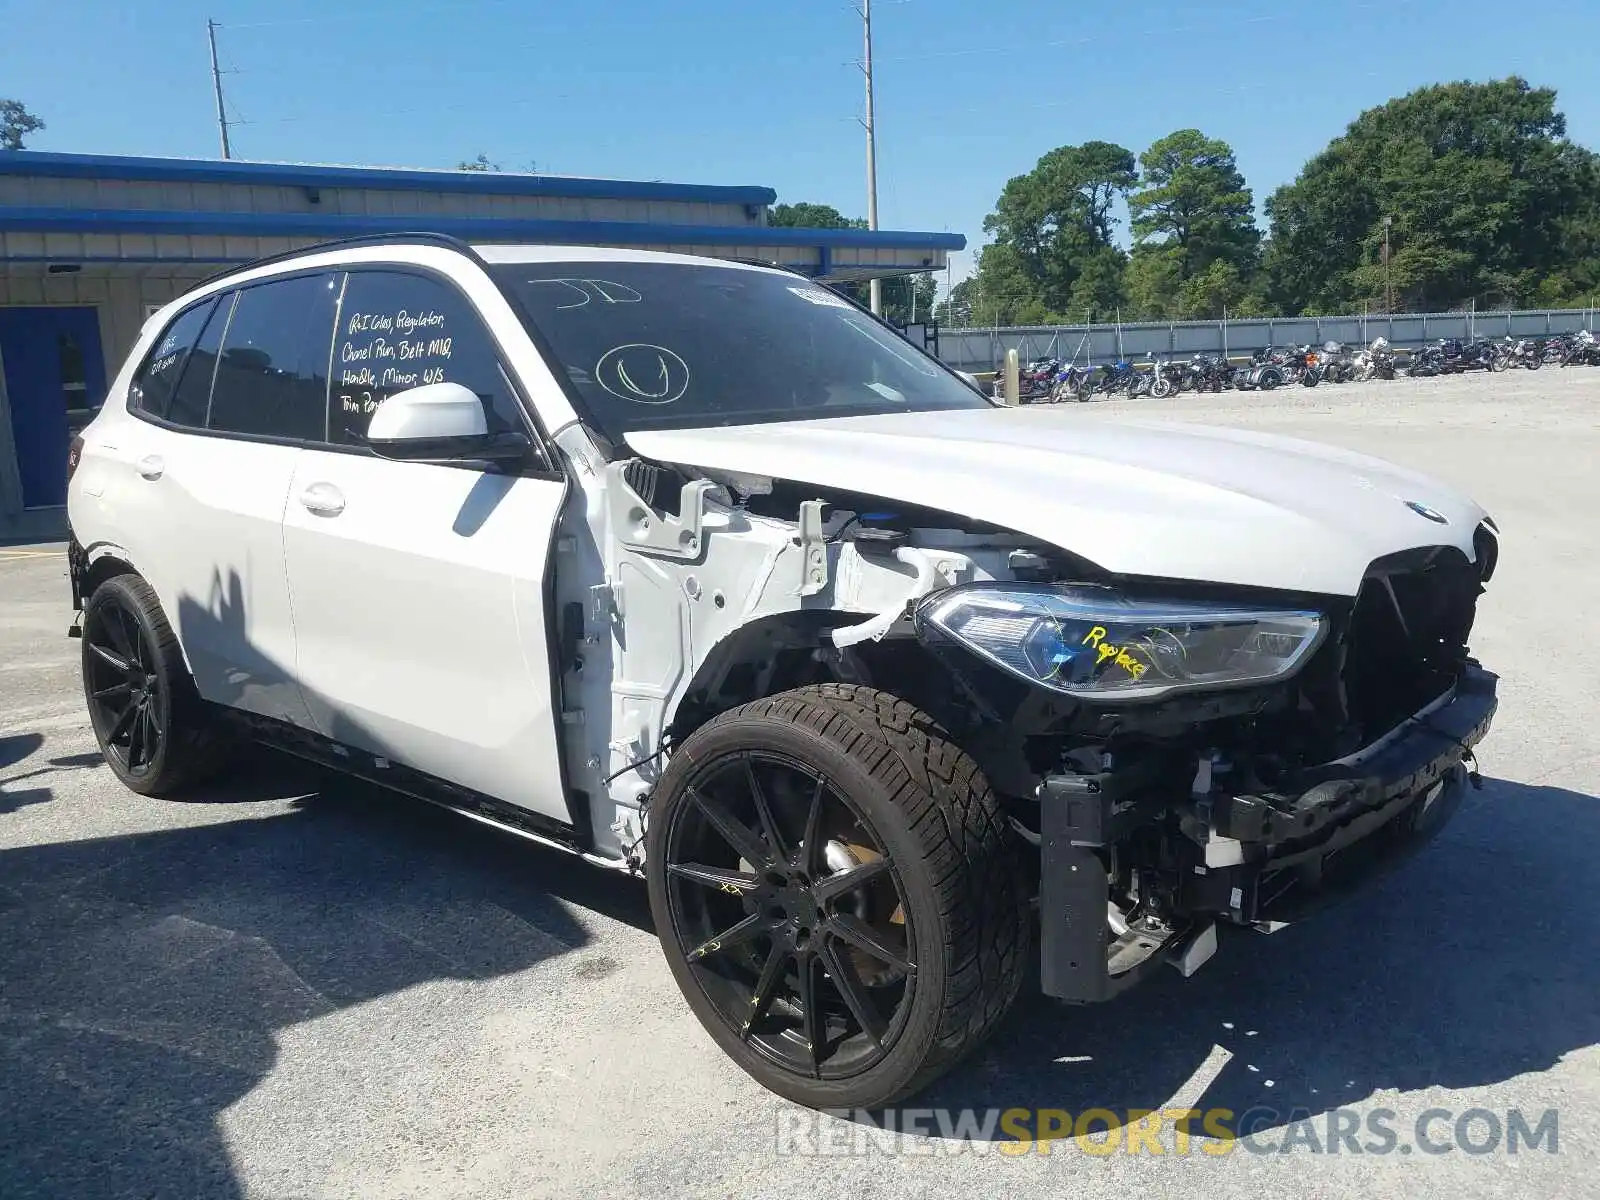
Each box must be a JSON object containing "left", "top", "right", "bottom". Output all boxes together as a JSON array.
[{"left": 1001, "top": 329, "right": 1600, "bottom": 403}]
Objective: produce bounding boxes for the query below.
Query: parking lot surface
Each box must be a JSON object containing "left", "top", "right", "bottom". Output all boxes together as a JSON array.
[{"left": 2, "top": 368, "right": 1597, "bottom": 1199}]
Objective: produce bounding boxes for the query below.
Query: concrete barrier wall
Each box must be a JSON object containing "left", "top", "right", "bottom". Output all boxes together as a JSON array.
[{"left": 937, "top": 308, "right": 1598, "bottom": 370}]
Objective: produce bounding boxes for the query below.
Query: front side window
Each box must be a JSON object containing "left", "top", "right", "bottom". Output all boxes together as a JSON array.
[
  {"left": 330, "top": 270, "right": 526, "bottom": 446},
  {"left": 130, "top": 299, "right": 216, "bottom": 421},
  {"left": 208, "top": 273, "right": 340, "bottom": 442},
  {"left": 490, "top": 261, "right": 990, "bottom": 442}
]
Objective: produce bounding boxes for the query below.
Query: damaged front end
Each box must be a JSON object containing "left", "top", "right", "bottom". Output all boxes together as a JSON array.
[{"left": 911, "top": 529, "right": 1500, "bottom": 1003}]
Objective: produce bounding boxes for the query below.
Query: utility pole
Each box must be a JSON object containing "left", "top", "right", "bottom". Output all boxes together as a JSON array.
[
  {"left": 1382, "top": 216, "right": 1393, "bottom": 314},
  {"left": 858, "top": 0, "right": 882, "bottom": 316},
  {"left": 207, "top": 19, "right": 232, "bottom": 159}
]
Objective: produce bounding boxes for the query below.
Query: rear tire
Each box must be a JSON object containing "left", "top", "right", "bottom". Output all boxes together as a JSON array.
[
  {"left": 81, "top": 575, "right": 233, "bottom": 796},
  {"left": 645, "top": 684, "right": 1028, "bottom": 1109}
]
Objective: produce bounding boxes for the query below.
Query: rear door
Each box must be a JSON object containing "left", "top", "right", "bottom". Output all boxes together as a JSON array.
[
  {"left": 114, "top": 273, "right": 341, "bottom": 727},
  {"left": 281, "top": 267, "right": 569, "bottom": 821}
]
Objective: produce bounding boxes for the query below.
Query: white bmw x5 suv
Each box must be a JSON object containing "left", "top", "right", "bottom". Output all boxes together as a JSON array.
[{"left": 68, "top": 235, "right": 1499, "bottom": 1108}]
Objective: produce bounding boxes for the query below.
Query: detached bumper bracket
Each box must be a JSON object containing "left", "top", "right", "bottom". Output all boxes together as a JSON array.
[{"left": 1038, "top": 768, "right": 1175, "bottom": 1002}]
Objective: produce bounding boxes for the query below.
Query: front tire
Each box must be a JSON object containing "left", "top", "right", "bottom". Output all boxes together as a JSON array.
[
  {"left": 81, "top": 574, "right": 231, "bottom": 795},
  {"left": 646, "top": 684, "right": 1028, "bottom": 1109}
]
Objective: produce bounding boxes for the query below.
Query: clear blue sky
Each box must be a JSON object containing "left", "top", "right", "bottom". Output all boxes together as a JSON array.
[{"left": 6, "top": 0, "right": 1600, "bottom": 291}]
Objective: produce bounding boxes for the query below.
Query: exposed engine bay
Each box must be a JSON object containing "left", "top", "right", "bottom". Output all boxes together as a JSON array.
[{"left": 552, "top": 429, "right": 1499, "bottom": 1000}]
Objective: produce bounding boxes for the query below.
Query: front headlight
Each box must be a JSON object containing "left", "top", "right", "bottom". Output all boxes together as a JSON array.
[{"left": 917, "top": 583, "right": 1325, "bottom": 701}]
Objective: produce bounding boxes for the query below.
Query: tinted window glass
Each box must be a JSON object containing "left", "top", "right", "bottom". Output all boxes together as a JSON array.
[
  {"left": 130, "top": 300, "right": 215, "bottom": 420},
  {"left": 208, "top": 273, "right": 340, "bottom": 441},
  {"left": 332, "top": 270, "right": 524, "bottom": 446},
  {"left": 489, "top": 262, "right": 989, "bottom": 441},
  {"left": 167, "top": 295, "right": 229, "bottom": 429}
]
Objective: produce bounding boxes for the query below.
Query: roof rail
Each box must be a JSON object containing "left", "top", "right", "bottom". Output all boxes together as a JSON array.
[{"left": 199, "top": 230, "right": 481, "bottom": 287}]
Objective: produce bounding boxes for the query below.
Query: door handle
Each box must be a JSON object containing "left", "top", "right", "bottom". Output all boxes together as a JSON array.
[
  {"left": 135, "top": 454, "right": 165, "bottom": 481},
  {"left": 297, "top": 482, "right": 346, "bottom": 517}
]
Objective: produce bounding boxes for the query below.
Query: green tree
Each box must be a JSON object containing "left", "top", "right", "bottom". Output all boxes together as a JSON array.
[
  {"left": 934, "top": 277, "right": 977, "bottom": 326},
  {"left": 967, "top": 243, "right": 1060, "bottom": 325},
  {"left": 979, "top": 141, "right": 1137, "bottom": 317},
  {"left": 1264, "top": 77, "right": 1598, "bottom": 313},
  {"left": 878, "top": 274, "right": 938, "bottom": 325},
  {"left": 768, "top": 202, "right": 868, "bottom": 229},
  {"left": 1123, "top": 246, "right": 1184, "bottom": 321},
  {"left": 1, "top": 99, "right": 45, "bottom": 151},
  {"left": 457, "top": 154, "right": 500, "bottom": 172},
  {"left": 1126, "top": 129, "right": 1259, "bottom": 318}
]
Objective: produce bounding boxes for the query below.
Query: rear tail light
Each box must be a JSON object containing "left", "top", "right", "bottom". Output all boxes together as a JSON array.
[{"left": 67, "top": 435, "right": 84, "bottom": 481}]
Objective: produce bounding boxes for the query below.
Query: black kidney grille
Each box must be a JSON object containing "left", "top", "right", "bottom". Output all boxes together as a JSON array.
[{"left": 1341, "top": 546, "right": 1481, "bottom": 738}]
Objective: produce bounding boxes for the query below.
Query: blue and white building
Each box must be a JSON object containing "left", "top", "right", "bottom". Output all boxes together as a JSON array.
[{"left": 0, "top": 150, "right": 963, "bottom": 540}]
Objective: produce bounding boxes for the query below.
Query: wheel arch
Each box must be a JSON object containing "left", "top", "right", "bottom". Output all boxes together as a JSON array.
[
  {"left": 76, "top": 544, "right": 199, "bottom": 678},
  {"left": 665, "top": 610, "right": 955, "bottom": 749},
  {"left": 76, "top": 543, "right": 140, "bottom": 608}
]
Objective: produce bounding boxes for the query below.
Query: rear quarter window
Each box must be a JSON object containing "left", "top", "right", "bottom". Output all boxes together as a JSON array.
[
  {"left": 167, "top": 295, "right": 230, "bottom": 429},
  {"left": 129, "top": 300, "right": 216, "bottom": 420}
]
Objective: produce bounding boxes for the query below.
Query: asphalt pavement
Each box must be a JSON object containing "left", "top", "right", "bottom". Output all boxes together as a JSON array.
[{"left": 2, "top": 368, "right": 1596, "bottom": 1198}]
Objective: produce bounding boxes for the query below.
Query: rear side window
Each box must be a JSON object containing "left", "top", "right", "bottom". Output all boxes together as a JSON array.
[
  {"left": 330, "top": 270, "right": 525, "bottom": 446},
  {"left": 208, "top": 273, "right": 340, "bottom": 442},
  {"left": 130, "top": 300, "right": 216, "bottom": 420}
]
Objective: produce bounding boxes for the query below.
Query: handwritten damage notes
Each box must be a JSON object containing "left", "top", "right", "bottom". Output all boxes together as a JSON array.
[{"left": 335, "top": 307, "right": 453, "bottom": 423}]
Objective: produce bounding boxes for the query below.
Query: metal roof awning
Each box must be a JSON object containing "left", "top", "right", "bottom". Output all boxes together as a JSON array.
[{"left": 0, "top": 209, "right": 962, "bottom": 281}]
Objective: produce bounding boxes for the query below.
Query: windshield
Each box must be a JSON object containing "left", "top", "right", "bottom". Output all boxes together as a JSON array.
[{"left": 491, "top": 260, "right": 991, "bottom": 440}]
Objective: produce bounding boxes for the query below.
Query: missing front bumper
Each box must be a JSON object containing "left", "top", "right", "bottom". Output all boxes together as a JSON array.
[{"left": 1037, "top": 665, "right": 1498, "bottom": 1002}]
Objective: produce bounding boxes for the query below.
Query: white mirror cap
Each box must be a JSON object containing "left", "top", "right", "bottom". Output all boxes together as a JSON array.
[
  {"left": 367, "top": 382, "right": 487, "bottom": 441},
  {"left": 956, "top": 370, "right": 982, "bottom": 390}
]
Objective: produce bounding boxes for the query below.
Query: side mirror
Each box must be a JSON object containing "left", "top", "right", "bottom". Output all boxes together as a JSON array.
[
  {"left": 955, "top": 370, "right": 984, "bottom": 393},
  {"left": 366, "top": 382, "right": 529, "bottom": 464}
]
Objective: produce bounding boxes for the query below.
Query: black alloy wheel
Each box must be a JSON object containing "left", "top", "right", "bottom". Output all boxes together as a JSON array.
[
  {"left": 84, "top": 588, "right": 166, "bottom": 779},
  {"left": 646, "top": 685, "right": 1028, "bottom": 1108},
  {"left": 660, "top": 750, "right": 917, "bottom": 1082},
  {"left": 81, "top": 573, "right": 230, "bottom": 795}
]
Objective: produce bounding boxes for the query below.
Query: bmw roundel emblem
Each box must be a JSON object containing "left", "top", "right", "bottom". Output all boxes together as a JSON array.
[{"left": 1405, "top": 500, "right": 1448, "bottom": 524}]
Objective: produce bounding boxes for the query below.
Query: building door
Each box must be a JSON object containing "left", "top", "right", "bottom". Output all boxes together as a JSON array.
[{"left": 0, "top": 307, "right": 107, "bottom": 508}]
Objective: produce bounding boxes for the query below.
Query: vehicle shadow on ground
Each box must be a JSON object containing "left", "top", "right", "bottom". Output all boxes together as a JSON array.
[
  {"left": 0, "top": 753, "right": 653, "bottom": 1200},
  {"left": 915, "top": 775, "right": 1599, "bottom": 1136},
  {"left": 0, "top": 733, "right": 52, "bottom": 814}
]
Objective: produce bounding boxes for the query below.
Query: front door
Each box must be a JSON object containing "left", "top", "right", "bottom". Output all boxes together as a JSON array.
[
  {"left": 281, "top": 268, "right": 569, "bottom": 822},
  {"left": 0, "top": 306, "right": 107, "bottom": 508}
]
